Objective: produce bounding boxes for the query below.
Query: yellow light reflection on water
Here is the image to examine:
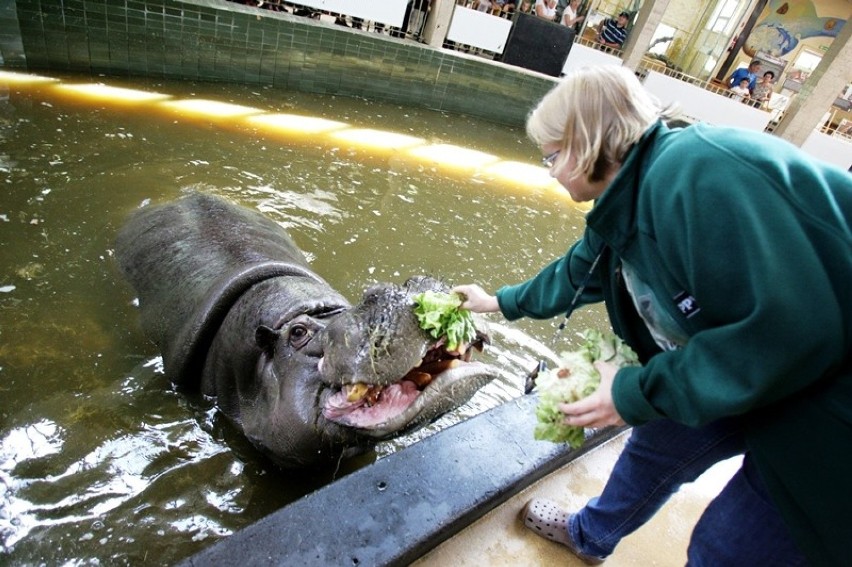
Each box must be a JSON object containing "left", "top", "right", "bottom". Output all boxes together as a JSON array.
[
  {"left": 246, "top": 113, "right": 347, "bottom": 134},
  {"left": 479, "top": 160, "right": 587, "bottom": 207},
  {"left": 159, "top": 99, "right": 264, "bottom": 119},
  {"left": 54, "top": 83, "right": 171, "bottom": 103},
  {"left": 329, "top": 128, "right": 424, "bottom": 150},
  {"left": 407, "top": 144, "right": 499, "bottom": 171},
  {"left": 483, "top": 161, "right": 553, "bottom": 187},
  {"left": 5, "top": 71, "right": 586, "bottom": 206},
  {"left": 0, "top": 70, "right": 58, "bottom": 84}
]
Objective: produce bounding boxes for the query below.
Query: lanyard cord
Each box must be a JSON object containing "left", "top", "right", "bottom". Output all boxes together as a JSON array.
[{"left": 524, "top": 243, "right": 607, "bottom": 394}]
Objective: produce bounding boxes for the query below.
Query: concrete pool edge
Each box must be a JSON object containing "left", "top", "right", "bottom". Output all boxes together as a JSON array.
[{"left": 180, "top": 395, "right": 625, "bottom": 566}]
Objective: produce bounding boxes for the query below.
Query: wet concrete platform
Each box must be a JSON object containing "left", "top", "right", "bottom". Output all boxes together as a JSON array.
[
  {"left": 181, "top": 395, "right": 740, "bottom": 567},
  {"left": 414, "top": 430, "right": 741, "bottom": 567}
]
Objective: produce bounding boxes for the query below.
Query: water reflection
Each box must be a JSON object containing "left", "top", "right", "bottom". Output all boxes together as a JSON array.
[{"left": 0, "top": 71, "right": 608, "bottom": 564}]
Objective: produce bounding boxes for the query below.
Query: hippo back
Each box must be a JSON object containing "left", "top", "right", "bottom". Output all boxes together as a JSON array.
[{"left": 115, "top": 192, "right": 333, "bottom": 388}]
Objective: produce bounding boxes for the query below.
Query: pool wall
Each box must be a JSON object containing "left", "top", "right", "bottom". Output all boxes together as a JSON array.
[{"left": 0, "top": 0, "right": 557, "bottom": 126}]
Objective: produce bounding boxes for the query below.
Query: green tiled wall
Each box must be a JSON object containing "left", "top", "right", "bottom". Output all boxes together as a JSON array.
[{"left": 1, "top": 0, "right": 557, "bottom": 126}]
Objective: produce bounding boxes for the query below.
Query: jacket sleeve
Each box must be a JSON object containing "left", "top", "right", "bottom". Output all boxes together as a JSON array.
[
  {"left": 612, "top": 131, "right": 852, "bottom": 427},
  {"left": 496, "top": 231, "right": 606, "bottom": 320}
]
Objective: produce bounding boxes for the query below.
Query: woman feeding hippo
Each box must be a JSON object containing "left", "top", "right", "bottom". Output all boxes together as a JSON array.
[{"left": 453, "top": 65, "right": 852, "bottom": 565}]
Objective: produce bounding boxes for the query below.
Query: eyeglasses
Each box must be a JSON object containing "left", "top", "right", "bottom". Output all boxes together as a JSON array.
[{"left": 541, "top": 150, "right": 561, "bottom": 169}]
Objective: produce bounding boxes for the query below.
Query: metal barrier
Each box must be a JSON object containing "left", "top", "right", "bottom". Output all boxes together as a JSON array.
[
  {"left": 226, "top": 0, "right": 431, "bottom": 43},
  {"left": 572, "top": 34, "right": 622, "bottom": 57},
  {"left": 228, "top": 0, "right": 827, "bottom": 138}
]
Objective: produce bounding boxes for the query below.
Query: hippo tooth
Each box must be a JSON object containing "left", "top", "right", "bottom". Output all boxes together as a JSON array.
[{"left": 346, "top": 383, "right": 370, "bottom": 402}]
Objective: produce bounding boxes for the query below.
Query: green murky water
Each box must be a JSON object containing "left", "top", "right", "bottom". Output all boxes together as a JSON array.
[{"left": 0, "top": 72, "right": 607, "bottom": 564}]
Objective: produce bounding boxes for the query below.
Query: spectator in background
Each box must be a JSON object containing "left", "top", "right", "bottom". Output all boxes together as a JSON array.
[
  {"left": 535, "top": 0, "right": 558, "bottom": 21},
  {"left": 561, "top": 0, "right": 584, "bottom": 29},
  {"left": 751, "top": 70, "right": 776, "bottom": 107},
  {"left": 409, "top": 0, "right": 431, "bottom": 36},
  {"left": 596, "top": 11, "right": 630, "bottom": 49},
  {"left": 728, "top": 59, "right": 762, "bottom": 93},
  {"left": 291, "top": 5, "right": 320, "bottom": 18},
  {"left": 389, "top": 0, "right": 414, "bottom": 37},
  {"left": 495, "top": 0, "right": 516, "bottom": 13},
  {"left": 730, "top": 77, "right": 751, "bottom": 102}
]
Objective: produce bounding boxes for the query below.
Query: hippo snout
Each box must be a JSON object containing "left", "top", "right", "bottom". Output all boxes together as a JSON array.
[{"left": 317, "top": 278, "right": 498, "bottom": 437}]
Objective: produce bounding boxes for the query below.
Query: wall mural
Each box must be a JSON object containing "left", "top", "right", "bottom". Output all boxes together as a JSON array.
[{"left": 744, "top": 0, "right": 846, "bottom": 57}]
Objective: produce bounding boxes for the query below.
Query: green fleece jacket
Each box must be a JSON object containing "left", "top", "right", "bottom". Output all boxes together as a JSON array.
[{"left": 497, "top": 121, "right": 852, "bottom": 565}]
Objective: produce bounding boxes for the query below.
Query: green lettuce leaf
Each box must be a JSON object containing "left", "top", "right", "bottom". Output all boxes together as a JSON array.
[
  {"left": 412, "top": 291, "right": 477, "bottom": 352},
  {"left": 533, "top": 329, "right": 639, "bottom": 448}
]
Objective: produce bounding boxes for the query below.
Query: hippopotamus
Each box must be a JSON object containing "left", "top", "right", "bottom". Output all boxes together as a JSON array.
[{"left": 114, "top": 193, "right": 498, "bottom": 468}]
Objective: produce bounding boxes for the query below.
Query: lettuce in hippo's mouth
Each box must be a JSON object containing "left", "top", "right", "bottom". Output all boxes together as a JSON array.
[
  {"left": 321, "top": 343, "right": 482, "bottom": 431},
  {"left": 411, "top": 290, "right": 477, "bottom": 353}
]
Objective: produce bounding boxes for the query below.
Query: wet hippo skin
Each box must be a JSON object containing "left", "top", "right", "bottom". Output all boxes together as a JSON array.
[{"left": 115, "top": 193, "right": 498, "bottom": 468}]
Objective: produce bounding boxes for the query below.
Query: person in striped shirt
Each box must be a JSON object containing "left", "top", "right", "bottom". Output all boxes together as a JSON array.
[{"left": 596, "top": 11, "right": 630, "bottom": 49}]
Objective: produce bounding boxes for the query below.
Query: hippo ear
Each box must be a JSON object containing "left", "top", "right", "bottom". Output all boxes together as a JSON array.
[{"left": 255, "top": 325, "right": 280, "bottom": 355}]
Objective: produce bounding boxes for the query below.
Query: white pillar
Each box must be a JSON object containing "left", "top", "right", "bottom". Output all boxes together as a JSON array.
[
  {"left": 621, "top": 0, "right": 671, "bottom": 71},
  {"left": 423, "top": 0, "right": 456, "bottom": 48},
  {"left": 772, "top": 20, "right": 852, "bottom": 147}
]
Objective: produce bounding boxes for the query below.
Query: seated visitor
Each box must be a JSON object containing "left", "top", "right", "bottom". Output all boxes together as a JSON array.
[
  {"left": 534, "top": 0, "right": 557, "bottom": 20},
  {"left": 495, "top": 0, "right": 516, "bottom": 12},
  {"left": 560, "top": 0, "right": 584, "bottom": 28},
  {"left": 596, "top": 11, "right": 630, "bottom": 49}
]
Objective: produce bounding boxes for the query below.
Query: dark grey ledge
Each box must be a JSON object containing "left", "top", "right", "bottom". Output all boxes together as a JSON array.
[{"left": 181, "top": 395, "right": 624, "bottom": 567}]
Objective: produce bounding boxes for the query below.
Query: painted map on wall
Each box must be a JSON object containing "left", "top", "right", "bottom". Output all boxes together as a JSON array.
[{"left": 744, "top": 0, "right": 847, "bottom": 57}]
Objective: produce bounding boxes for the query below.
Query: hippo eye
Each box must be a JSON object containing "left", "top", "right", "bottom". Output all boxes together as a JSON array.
[{"left": 288, "top": 324, "right": 312, "bottom": 348}]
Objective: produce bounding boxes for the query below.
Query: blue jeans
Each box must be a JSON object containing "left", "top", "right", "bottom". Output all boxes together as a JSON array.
[{"left": 567, "top": 419, "right": 809, "bottom": 566}]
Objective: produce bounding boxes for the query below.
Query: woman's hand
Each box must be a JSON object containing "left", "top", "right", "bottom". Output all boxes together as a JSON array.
[
  {"left": 558, "top": 361, "right": 625, "bottom": 428},
  {"left": 452, "top": 284, "right": 500, "bottom": 313}
]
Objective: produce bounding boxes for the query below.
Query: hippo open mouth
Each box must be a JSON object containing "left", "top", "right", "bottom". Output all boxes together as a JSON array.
[
  {"left": 313, "top": 275, "right": 499, "bottom": 442},
  {"left": 320, "top": 337, "right": 491, "bottom": 437}
]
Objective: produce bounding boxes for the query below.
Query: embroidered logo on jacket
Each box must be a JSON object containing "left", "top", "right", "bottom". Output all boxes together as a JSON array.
[{"left": 673, "top": 291, "right": 700, "bottom": 318}]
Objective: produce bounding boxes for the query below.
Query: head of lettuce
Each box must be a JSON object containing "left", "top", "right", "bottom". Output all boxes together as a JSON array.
[{"left": 534, "top": 329, "right": 639, "bottom": 448}]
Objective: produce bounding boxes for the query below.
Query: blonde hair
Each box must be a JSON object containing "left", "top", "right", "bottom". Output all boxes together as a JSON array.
[{"left": 526, "top": 66, "right": 677, "bottom": 182}]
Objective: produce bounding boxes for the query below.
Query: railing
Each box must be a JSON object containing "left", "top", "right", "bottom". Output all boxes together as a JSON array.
[
  {"left": 454, "top": 0, "right": 516, "bottom": 19},
  {"left": 572, "top": 34, "right": 623, "bottom": 57},
  {"left": 224, "top": 0, "right": 850, "bottom": 162},
  {"left": 638, "top": 58, "right": 728, "bottom": 95},
  {"left": 818, "top": 107, "right": 852, "bottom": 138},
  {"left": 231, "top": 1, "right": 625, "bottom": 64},
  {"left": 226, "top": 0, "right": 431, "bottom": 43},
  {"left": 226, "top": 1, "right": 787, "bottom": 126},
  {"left": 637, "top": 57, "right": 783, "bottom": 117}
]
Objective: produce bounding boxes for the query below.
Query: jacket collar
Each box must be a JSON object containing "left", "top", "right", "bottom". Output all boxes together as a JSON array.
[{"left": 585, "top": 120, "right": 668, "bottom": 252}]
